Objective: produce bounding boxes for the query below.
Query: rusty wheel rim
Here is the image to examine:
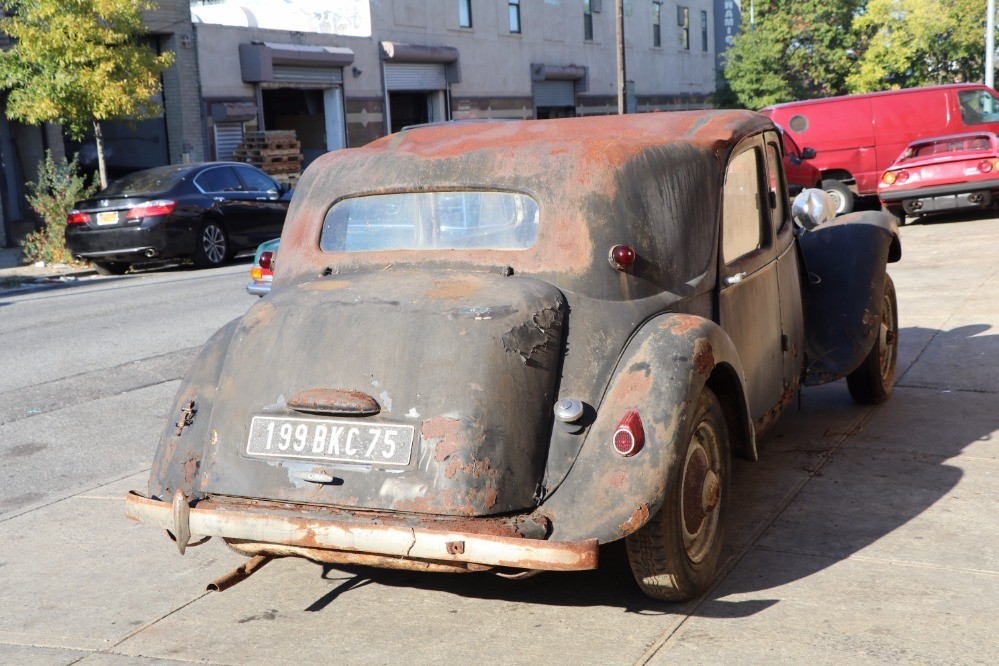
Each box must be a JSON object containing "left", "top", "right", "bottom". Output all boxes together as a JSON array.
[
  {"left": 680, "top": 420, "right": 722, "bottom": 564},
  {"left": 878, "top": 288, "right": 897, "bottom": 384}
]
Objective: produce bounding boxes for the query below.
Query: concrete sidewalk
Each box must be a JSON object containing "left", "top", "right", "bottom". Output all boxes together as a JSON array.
[{"left": 0, "top": 244, "right": 96, "bottom": 288}]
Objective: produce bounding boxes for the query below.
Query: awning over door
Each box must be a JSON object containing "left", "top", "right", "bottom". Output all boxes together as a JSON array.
[
  {"left": 380, "top": 41, "right": 460, "bottom": 85},
  {"left": 240, "top": 43, "right": 354, "bottom": 87}
]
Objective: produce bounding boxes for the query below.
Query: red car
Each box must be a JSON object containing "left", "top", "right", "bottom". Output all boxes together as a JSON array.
[{"left": 878, "top": 132, "right": 999, "bottom": 224}]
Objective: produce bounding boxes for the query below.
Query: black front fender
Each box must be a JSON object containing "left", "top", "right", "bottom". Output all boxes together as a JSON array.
[{"left": 799, "top": 210, "right": 900, "bottom": 385}]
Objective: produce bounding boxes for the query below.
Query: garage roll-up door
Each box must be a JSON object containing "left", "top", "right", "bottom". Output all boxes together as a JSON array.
[
  {"left": 384, "top": 63, "right": 447, "bottom": 91},
  {"left": 273, "top": 65, "right": 343, "bottom": 86},
  {"left": 534, "top": 80, "right": 576, "bottom": 107}
]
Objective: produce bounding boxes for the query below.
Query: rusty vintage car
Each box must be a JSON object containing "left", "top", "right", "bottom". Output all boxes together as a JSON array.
[{"left": 126, "top": 111, "right": 901, "bottom": 601}]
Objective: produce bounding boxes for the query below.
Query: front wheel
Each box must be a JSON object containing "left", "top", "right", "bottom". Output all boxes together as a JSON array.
[
  {"left": 194, "top": 221, "right": 229, "bottom": 268},
  {"left": 625, "top": 387, "right": 731, "bottom": 601},
  {"left": 847, "top": 274, "right": 898, "bottom": 404},
  {"left": 822, "top": 179, "right": 855, "bottom": 215}
]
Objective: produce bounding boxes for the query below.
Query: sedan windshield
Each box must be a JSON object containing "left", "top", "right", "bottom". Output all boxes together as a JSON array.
[{"left": 320, "top": 191, "right": 539, "bottom": 252}]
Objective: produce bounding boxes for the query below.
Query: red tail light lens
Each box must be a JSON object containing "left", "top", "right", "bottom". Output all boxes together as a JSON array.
[
  {"left": 66, "top": 211, "right": 89, "bottom": 225},
  {"left": 608, "top": 244, "right": 636, "bottom": 271},
  {"left": 979, "top": 160, "right": 993, "bottom": 173},
  {"left": 259, "top": 251, "right": 273, "bottom": 271},
  {"left": 126, "top": 200, "right": 176, "bottom": 220},
  {"left": 613, "top": 410, "right": 645, "bottom": 457},
  {"left": 895, "top": 171, "right": 910, "bottom": 184}
]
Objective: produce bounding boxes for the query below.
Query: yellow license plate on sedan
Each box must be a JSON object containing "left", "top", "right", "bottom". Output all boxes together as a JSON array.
[{"left": 96, "top": 211, "right": 119, "bottom": 225}]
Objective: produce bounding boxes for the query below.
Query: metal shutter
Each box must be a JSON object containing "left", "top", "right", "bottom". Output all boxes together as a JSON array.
[
  {"left": 534, "top": 80, "right": 575, "bottom": 107},
  {"left": 273, "top": 65, "right": 343, "bottom": 86},
  {"left": 214, "top": 122, "right": 244, "bottom": 161},
  {"left": 384, "top": 63, "right": 447, "bottom": 91}
]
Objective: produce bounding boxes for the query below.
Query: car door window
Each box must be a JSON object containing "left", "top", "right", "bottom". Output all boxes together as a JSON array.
[
  {"left": 764, "top": 140, "right": 788, "bottom": 233},
  {"left": 722, "top": 148, "right": 765, "bottom": 262},
  {"left": 195, "top": 166, "right": 244, "bottom": 193},
  {"left": 235, "top": 166, "right": 278, "bottom": 193}
]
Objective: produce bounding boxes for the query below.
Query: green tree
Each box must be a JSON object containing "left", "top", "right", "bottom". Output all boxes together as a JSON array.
[
  {"left": 722, "top": 0, "right": 863, "bottom": 109},
  {"left": 19, "top": 151, "right": 99, "bottom": 265},
  {"left": 848, "top": 0, "right": 986, "bottom": 92},
  {"left": 0, "top": 0, "right": 174, "bottom": 188}
]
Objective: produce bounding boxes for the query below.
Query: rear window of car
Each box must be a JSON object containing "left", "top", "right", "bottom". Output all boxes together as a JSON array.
[
  {"left": 101, "top": 168, "right": 185, "bottom": 196},
  {"left": 904, "top": 135, "right": 995, "bottom": 159},
  {"left": 320, "top": 191, "right": 539, "bottom": 252}
]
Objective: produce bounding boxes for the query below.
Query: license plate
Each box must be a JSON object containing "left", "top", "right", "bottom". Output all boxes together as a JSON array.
[
  {"left": 96, "top": 211, "right": 119, "bottom": 225},
  {"left": 246, "top": 416, "right": 414, "bottom": 467}
]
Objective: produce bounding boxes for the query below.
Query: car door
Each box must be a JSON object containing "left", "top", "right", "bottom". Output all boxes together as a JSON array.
[
  {"left": 765, "top": 132, "right": 806, "bottom": 401},
  {"left": 193, "top": 166, "right": 254, "bottom": 248},
  {"left": 718, "top": 137, "right": 785, "bottom": 428},
  {"left": 234, "top": 165, "right": 289, "bottom": 246}
]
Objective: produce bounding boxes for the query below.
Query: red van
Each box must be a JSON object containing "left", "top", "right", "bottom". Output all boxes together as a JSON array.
[{"left": 761, "top": 84, "right": 999, "bottom": 213}]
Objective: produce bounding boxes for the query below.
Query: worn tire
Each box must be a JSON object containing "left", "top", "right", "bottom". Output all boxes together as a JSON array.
[
  {"left": 91, "top": 260, "right": 130, "bottom": 276},
  {"left": 625, "top": 387, "right": 731, "bottom": 601},
  {"left": 847, "top": 274, "right": 898, "bottom": 404},
  {"left": 822, "top": 179, "right": 855, "bottom": 215},
  {"left": 194, "top": 221, "right": 230, "bottom": 268}
]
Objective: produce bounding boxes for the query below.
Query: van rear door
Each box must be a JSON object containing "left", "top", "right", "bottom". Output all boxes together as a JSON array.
[{"left": 872, "top": 90, "right": 955, "bottom": 189}]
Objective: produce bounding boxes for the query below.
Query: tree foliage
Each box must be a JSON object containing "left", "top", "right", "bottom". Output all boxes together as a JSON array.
[
  {"left": 722, "top": 0, "right": 993, "bottom": 109},
  {"left": 848, "top": 0, "right": 985, "bottom": 92},
  {"left": 19, "top": 151, "right": 99, "bottom": 265},
  {"left": 722, "top": 0, "right": 864, "bottom": 109},
  {"left": 0, "top": 0, "right": 173, "bottom": 136}
]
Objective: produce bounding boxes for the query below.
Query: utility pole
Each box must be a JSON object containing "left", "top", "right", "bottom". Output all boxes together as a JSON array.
[
  {"left": 616, "top": 0, "right": 626, "bottom": 114},
  {"left": 988, "top": 0, "right": 995, "bottom": 88}
]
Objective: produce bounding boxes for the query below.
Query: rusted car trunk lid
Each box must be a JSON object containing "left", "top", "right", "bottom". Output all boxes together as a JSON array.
[{"left": 198, "top": 270, "right": 565, "bottom": 516}]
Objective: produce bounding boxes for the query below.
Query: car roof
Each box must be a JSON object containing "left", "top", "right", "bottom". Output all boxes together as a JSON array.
[
  {"left": 760, "top": 83, "right": 991, "bottom": 113},
  {"left": 279, "top": 110, "right": 773, "bottom": 299}
]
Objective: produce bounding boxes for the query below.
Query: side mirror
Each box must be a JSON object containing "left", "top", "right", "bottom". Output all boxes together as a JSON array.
[
  {"left": 266, "top": 188, "right": 280, "bottom": 200},
  {"left": 792, "top": 188, "right": 836, "bottom": 231},
  {"left": 801, "top": 147, "right": 817, "bottom": 160}
]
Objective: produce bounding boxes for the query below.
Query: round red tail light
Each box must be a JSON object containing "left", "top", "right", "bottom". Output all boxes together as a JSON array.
[
  {"left": 259, "top": 251, "right": 273, "bottom": 271},
  {"left": 608, "top": 244, "right": 636, "bottom": 271},
  {"left": 896, "top": 170, "right": 910, "bottom": 184},
  {"left": 979, "top": 160, "right": 993, "bottom": 173},
  {"left": 613, "top": 410, "right": 645, "bottom": 457}
]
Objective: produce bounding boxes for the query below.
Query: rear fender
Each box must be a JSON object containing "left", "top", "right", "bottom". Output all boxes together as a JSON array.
[
  {"left": 539, "top": 313, "right": 754, "bottom": 544},
  {"left": 799, "top": 210, "right": 901, "bottom": 385},
  {"left": 148, "top": 318, "right": 239, "bottom": 500}
]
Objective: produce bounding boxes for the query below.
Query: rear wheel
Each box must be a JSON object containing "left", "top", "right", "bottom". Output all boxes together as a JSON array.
[
  {"left": 625, "top": 387, "right": 730, "bottom": 601},
  {"left": 194, "top": 221, "right": 229, "bottom": 268},
  {"left": 91, "top": 260, "right": 129, "bottom": 276},
  {"left": 822, "top": 179, "right": 855, "bottom": 215},
  {"left": 847, "top": 274, "right": 898, "bottom": 404}
]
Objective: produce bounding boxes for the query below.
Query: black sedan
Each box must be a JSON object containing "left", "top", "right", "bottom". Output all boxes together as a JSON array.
[{"left": 65, "top": 162, "right": 291, "bottom": 275}]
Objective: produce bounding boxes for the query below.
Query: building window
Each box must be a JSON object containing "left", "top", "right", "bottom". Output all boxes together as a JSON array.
[
  {"left": 459, "top": 0, "right": 472, "bottom": 28},
  {"left": 509, "top": 0, "right": 521, "bottom": 34},
  {"left": 584, "top": 0, "right": 593, "bottom": 41},
  {"left": 652, "top": 1, "right": 662, "bottom": 48},
  {"left": 678, "top": 6, "right": 689, "bottom": 51},
  {"left": 701, "top": 10, "right": 708, "bottom": 51}
]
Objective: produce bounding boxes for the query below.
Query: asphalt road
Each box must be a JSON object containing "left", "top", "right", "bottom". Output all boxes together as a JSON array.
[{"left": 0, "top": 217, "right": 996, "bottom": 665}]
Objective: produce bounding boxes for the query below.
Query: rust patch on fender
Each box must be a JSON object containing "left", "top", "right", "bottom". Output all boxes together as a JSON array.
[
  {"left": 422, "top": 417, "right": 463, "bottom": 462},
  {"left": 618, "top": 502, "right": 650, "bottom": 533},
  {"left": 663, "top": 314, "right": 703, "bottom": 336},
  {"left": 182, "top": 455, "right": 200, "bottom": 485},
  {"left": 693, "top": 339, "right": 715, "bottom": 376}
]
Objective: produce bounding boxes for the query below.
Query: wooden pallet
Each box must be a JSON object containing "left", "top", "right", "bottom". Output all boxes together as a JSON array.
[{"left": 234, "top": 130, "right": 303, "bottom": 181}]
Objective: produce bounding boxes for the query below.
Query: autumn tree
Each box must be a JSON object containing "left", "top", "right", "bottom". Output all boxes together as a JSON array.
[
  {"left": 0, "top": 0, "right": 174, "bottom": 188},
  {"left": 848, "top": 0, "right": 986, "bottom": 92},
  {"left": 722, "top": 0, "right": 863, "bottom": 109}
]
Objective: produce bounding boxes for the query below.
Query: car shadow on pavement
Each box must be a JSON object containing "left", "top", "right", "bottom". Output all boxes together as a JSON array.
[{"left": 290, "top": 323, "right": 995, "bottom": 616}]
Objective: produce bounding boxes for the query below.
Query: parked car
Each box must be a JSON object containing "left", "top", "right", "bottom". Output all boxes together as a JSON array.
[
  {"left": 66, "top": 162, "right": 292, "bottom": 275},
  {"left": 761, "top": 83, "right": 999, "bottom": 214},
  {"left": 246, "top": 238, "right": 279, "bottom": 296},
  {"left": 126, "top": 112, "right": 901, "bottom": 601},
  {"left": 878, "top": 132, "right": 999, "bottom": 224},
  {"left": 780, "top": 128, "right": 820, "bottom": 196}
]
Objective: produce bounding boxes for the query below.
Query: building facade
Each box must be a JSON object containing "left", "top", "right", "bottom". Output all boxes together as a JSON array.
[{"left": 193, "top": 0, "right": 719, "bottom": 168}]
